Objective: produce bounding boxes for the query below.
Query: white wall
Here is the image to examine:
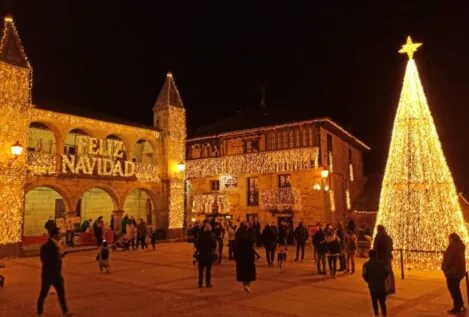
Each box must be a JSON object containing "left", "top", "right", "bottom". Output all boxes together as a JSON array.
[
  {"left": 81, "top": 188, "right": 115, "bottom": 225},
  {"left": 24, "top": 187, "right": 62, "bottom": 236},
  {"left": 123, "top": 190, "right": 154, "bottom": 223}
]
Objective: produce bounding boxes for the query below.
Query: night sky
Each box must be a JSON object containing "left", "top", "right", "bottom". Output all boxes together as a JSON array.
[{"left": 3, "top": 1, "right": 469, "bottom": 193}]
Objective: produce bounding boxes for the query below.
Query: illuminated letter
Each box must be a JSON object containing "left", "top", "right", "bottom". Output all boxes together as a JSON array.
[
  {"left": 75, "top": 156, "right": 88, "bottom": 174},
  {"left": 84, "top": 156, "right": 98, "bottom": 175},
  {"left": 113, "top": 140, "right": 124, "bottom": 158},
  {"left": 112, "top": 160, "right": 124, "bottom": 177},
  {"left": 62, "top": 155, "right": 75, "bottom": 173},
  {"left": 102, "top": 159, "right": 114, "bottom": 176},
  {"left": 88, "top": 137, "right": 99, "bottom": 155},
  {"left": 99, "top": 138, "right": 111, "bottom": 156},
  {"left": 76, "top": 136, "right": 87, "bottom": 155},
  {"left": 124, "top": 160, "right": 135, "bottom": 177}
]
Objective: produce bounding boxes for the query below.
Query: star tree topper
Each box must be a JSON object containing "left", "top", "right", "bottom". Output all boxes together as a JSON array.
[{"left": 399, "top": 36, "right": 422, "bottom": 59}]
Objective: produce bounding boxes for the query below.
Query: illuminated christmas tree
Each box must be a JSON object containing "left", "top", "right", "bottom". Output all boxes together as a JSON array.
[{"left": 374, "top": 36, "right": 469, "bottom": 269}]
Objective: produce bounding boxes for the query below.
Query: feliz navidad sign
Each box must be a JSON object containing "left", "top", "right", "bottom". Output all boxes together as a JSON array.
[{"left": 62, "top": 135, "right": 136, "bottom": 177}]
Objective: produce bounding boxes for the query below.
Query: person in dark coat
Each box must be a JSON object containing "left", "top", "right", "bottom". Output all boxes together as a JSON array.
[
  {"left": 191, "top": 222, "right": 201, "bottom": 248},
  {"left": 196, "top": 224, "right": 216, "bottom": 288},
  {"left": 442, "top": 233, "right": 467, "bottom": 314},
  {"left": 261, "top": 224, "right": 278, "bottom": 266},
  {"left": 136, "top": 218, "right": 148, "bottom": 250},
  {"left": 44, "top": 216, "right": 57, "bottom": 235},
  {"left": 336, "top": 223, "right": 346, "bottom": 271},
  {"left": 313, "top": 223, "right": 327, "bottom": 274},
  {"left": 213, "top": 222, "right": 225, "bottom": 264},
  {"left": 294, "top": 221, "right": 309, "bottom": 262},
  {"left": 121, "top": 214, "right": 129, "bottom": 234},
  {"left": 362, "top": 249, "right": 389, "bottom": 317},
  {"left": 234, "top": 223, "right": 257, "bottom": 293},
  {"left": 346, "top": 217, "right": 356, "bottom": 234},
  {"left": 93, "top": 216, "right": 104, "bottom": 247},
  {"left": 373, "top": 225, "right": 395, "bottom": 294},
  {"left": 325, "top": 230, "right": 341, "bottom": 278},
  {"left": 37, "top": 228, "right": 71, "bottom": 317},
  {"left": 254, "top": 219, "right": 262, "bottom": 247}
]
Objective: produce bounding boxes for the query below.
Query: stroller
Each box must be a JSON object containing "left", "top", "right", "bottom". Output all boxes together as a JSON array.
[{"left": 111, "top": 235, "right": 130, "bottom": 251}]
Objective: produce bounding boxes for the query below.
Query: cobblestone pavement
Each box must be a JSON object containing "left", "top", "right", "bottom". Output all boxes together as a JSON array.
[{"left": 0, "top": 243, "right": 463, "bottom": 316}]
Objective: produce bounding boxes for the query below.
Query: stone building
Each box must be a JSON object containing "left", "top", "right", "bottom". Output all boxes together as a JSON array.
[
  {"left": 186, "top": 104, "right": 370, "bottom": 231},
  {"left": 0, "top": 17, "right": 186, "bottom": 256}
]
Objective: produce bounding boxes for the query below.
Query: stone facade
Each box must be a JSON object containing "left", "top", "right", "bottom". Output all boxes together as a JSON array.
[
  {"left": 186, "top": 119, "right": 369, "bottom": 229},
  {"left": 0, "top": 17, "right": 186, "bottom": 256}
]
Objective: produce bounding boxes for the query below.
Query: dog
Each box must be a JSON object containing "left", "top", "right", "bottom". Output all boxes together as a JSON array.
[{"left": 277, "top": 248, "right": 288, "bottom": 269}]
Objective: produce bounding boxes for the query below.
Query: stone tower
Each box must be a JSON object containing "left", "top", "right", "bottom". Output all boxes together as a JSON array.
[
  {"left": 153, "top": 72, "right": 186, "bottom": 237},
  {"left": 0, "top": 16, "right": 32, "bottom": 255}
]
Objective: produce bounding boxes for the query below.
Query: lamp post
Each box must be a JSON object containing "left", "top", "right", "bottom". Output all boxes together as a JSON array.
[
  {"left": 177, "top": 161, "right": 186, "bottom": 172},
  {"left": 9, "top": 141, "right": 24, "bottom": 166}
]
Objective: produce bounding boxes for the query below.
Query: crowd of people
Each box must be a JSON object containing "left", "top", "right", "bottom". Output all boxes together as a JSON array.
[{"left": 36, "top": 214, "right": 468, "bottom": 316}]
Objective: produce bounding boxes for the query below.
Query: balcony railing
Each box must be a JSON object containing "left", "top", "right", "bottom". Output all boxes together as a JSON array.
[
  {"left": 260, "top": 187, "right": 302, "bottom": 212},
  {"left": 191, "top": 193, "right": 230, "bottom": 214}
]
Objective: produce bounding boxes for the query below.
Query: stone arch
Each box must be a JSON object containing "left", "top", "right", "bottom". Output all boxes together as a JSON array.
[
  {"left": 77, "top": 186, "right": 120, "bottom": 226},
  {"left": 28, "top": 121, "right": 61, "bottom": 154},
  {"left": 122, "top": 187, "right": 159, "bottom": 226},
  {"left": 105, "top": 134, "right": 132, "bottom": 154},
  {"left": 23, "top": 185, "right": 72, "bottom": 236},
  {"left": 134, "top": 138, "right": 157, "bottom": 164},
  {"left": 24, "top": 182, "right": 73, "bottom": 213}
]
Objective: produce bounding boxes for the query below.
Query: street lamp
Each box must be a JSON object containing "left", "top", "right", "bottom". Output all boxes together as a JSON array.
[
  {"left": 177, "top": 161, "right": 186, "bottom": 172},
  {"left": 10, "top": 141, "right": 23, "bottom": 157}
]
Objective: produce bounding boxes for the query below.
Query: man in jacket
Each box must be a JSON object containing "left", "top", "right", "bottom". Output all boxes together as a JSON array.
[
  {"left": 294, "top": 221, "right": 309, "bottom": 262},
  {"left": 442, "top": 233, "right": 467, "bottom": 314},
  {"left": 136, "top": 218, "right": 148, "bottom": 250},
  {"left": 362, "top": 249, "right": 389, "bottom": 317},
  {"left": 196, "top": 224, "right": 216, "bottom": 288},
  {"left": 37, "top": 228, "right": 71, "bottom": 317},
  {"left": 313, "top": 223, "right": 327, "bottom": 274},
  {"left": 373, "top": 225, "right": 395, "bottom": 294},
  {"left": 261, "top": 224, "right": 278, "bottom": 266}
]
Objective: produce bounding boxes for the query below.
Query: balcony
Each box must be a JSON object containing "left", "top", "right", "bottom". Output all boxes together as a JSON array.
[
  {"left": 260, "top": 187, "right": 302, "bottom": 212},
  {"left": 191, "top": 193, "right": 230, "bottom": 214},
  {"left": 27, "top": 152, "right": 57, "bottom": 176}
]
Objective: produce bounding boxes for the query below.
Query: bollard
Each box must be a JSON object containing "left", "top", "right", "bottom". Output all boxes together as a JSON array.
[{"left": 400, "top": 249, "right": 404, "bottom": 280}]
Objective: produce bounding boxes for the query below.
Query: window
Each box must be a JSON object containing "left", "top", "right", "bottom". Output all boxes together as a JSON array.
[
  {"left": 210, "top": 180, "right": 220, "bottom": 191},
  {"left": 278, "top": 174, "right": 291, "bottom": 188},
  {"left": 244, "top": 138, "right": 260, "bottom": 153},
  {"left": 247, "top": 177, "right": 259, "bottom": 206},
  {"left": 327, "top": 134, "right": 333, "bottom": 167},
  {"left": 55, "top": 199, "right": 65, "bottom": 219}
]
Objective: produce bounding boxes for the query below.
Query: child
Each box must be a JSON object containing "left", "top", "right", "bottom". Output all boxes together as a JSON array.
[
  {"left": 150, "top": 228, "right": 157, "bottom": 251},
  {"left": 362, "top": 249, "right": 389, "bottom": 317},
  {"left": 277, "top": 247, "right": 288, "bottom": 270},
  {"left": 96, "top": 240, "right": 111, "bottom": 273}
]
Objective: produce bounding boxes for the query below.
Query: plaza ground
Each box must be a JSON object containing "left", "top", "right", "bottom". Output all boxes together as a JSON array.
[{"left": 0, "top": 243, "right": 463, "bottom": 317}]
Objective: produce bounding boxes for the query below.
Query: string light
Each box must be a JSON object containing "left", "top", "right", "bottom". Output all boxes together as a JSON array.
[
  {"left": 0, "top": 16, "right": 32, "bottom": 244},
  {"left": 346, "top": 188, "right": 351, "bottom": 210},
  {"left": 374, "top": 36, "right": 469, "bottom": 270},
  {"left": 329, "top": 190, "right": 335, "bottom": 212},
  {"left": 260, "top": 187, "right": 301, "bottom": 211},
  {"left": 192, "top": 193, "right": 230, "bottom": 214},
  {"left": 187, "top": 147, "right": 318, "bottom": 179}
]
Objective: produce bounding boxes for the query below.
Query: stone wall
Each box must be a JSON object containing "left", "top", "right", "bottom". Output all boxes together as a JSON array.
[{"left": 24, "top": 187, "right": 62, "bottom": 236}]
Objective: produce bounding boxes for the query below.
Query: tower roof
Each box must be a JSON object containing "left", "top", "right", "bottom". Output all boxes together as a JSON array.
[
  {"left": 0, "top": 16, "right": 30, "bottom": 68},
  {"left": 153, "top": 72, "right": 184, "bottom": 110}
]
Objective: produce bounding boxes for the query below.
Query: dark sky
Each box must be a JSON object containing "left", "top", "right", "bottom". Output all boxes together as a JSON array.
[{"left": 3, "top": 1, "right": 469, "bottom": 193}]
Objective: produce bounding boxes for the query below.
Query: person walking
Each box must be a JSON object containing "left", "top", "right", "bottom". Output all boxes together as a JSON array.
[
  {"left": 345, "top": 230, "right": 357, "bottom": 274},
  {"left": 150, "top": 228, "right": 157, "bottom": 251},
  {"left": 442, "top": 233, "right": 467, "bottom": 314},
  {"left": 213, "top": 222, "right": 225, "bottom": 264},
  {"left": 362, "top": 249, "right": 389, "bottom": 317},
  {"left": 96, "top": 240, "right": 111, "bottom": 273},
  {"left": 325, "top": 229, "right": 341, "bottom": 278},
  {"left": 37, "top": 228, "right": 72, "bottom": 317},
  {"left": 346, "top": 217, "right": 356, "bottom": 234},
  {"left": 261, "top": 224, "right": 278, "bottom": 266},
  {"left": 336, "top": 223, "right": 346, "bottom": 271},
  {"left": 196, "top": 223, "right": 216, "bottom": 288},
  {"left": 136, "top": 218, "right": 148, "bottom": 250},
  {"left": 313, "top": 223, "right": 327, "bottom": 274},
  {"left": 294, "top": 221, "right": 308, "bottom": 262},
  {"left": 93, "top": 216, "right": 104, "bottom": 247},
  {"left": 126, "top": 221, "right": 136, "bottom": 250},
  {"left": 373, "top": 225, "right": 395, "bottom": 294},
  {"left": 234, "top": 223, "right": 257, "bottom": 293},
  {"left": 227, "top": 223, "right": 236, "bottom": 260}
]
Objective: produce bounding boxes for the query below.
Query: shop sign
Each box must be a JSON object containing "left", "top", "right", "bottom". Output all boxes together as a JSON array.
[
  {"left": 62, "top": 135, "right": 135, "bottom": 177},
  {"left": 222, "top": 176, "right": 238, "bottom": 187}
]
